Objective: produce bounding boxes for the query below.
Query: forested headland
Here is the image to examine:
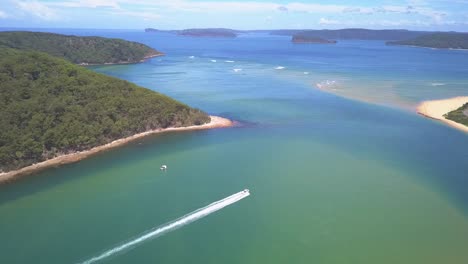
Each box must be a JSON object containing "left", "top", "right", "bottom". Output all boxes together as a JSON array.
[
  {"left": 0, "top": 48, "right": 210, "bottom": 172},
  {"left": 0, "top": 31, "right": 162, "bottom": 65},
  {"left": 285, "top": 29, "right": 427, "bottom": 40},
  {"left": 387, "top": 32, "right": 468, "bottom": 49}
]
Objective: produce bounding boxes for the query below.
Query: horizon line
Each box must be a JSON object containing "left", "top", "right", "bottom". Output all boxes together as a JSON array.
[{"left": 0, "top": 27, "right": 466, "bottom": 34}]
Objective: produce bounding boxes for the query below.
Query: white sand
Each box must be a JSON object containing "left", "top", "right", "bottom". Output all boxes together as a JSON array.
[
  {"left": 417, "top": 96, "right": 468, "bottom": 133},
  {"left": 0, "top": 116, "right": 233, "bottom": 184}
]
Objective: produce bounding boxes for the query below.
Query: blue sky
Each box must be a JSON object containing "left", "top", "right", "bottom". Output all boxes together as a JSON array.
[{"left": 0, "top": 0, "right": 467, "bottom": 31}]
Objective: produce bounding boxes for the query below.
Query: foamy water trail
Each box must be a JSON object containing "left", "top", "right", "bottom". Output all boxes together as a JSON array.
[{"left": 80, "top": 190, "right": 250, "bottom": 264}]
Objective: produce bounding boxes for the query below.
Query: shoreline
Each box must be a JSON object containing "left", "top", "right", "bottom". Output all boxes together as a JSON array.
[
  {"left": 315, "top": 83, "right": 468, "bottom": 133},
  {"left": 79, "top": 53, "right": 164, "bottom": 66},
  {"left": 417, "top": 96, "right": 468, "bottom": 133},
  {"left": 387, "top": 43, "right": 468, "bottom": 51},
  {"left": 0, "top": 115, "right": 233, "bottom": 185}
]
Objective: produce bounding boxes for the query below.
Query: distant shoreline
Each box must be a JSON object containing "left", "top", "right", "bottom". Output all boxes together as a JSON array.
[
  {"left": 389, "top": 44, "right": 468, "bottom": 51},
  {"left": 417, "top": 97, "right": 468, "bottom": 133},
  {"left": 315, "top": 82, "right": 468, "bottom": 133},
  {"left": 79, "top": 53, "right": 163, "bottom": 66},
  {"left": 0, "top": 116, "right": 233, "bottom": 185}
]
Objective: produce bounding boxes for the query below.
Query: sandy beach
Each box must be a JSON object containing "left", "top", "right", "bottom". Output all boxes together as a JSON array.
[
  {"left": 0, "top": 115, "right": 233, "bottom": 184},
  {"left": 78, "top": 53, "right": 164, "bottom": 66},
  {"left": 417, "top": 96, "right": 468, "bottom": 133}
]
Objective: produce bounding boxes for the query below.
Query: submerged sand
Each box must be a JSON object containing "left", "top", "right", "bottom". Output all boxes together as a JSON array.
[
  {"left": 417, "top": 96, "right": 468, "bottom": 133},
  {"left": 0, "top": 116, "right": 233, "bottom": 184}
]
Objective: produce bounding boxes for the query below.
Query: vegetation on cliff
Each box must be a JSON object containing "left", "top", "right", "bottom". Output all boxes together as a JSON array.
[
  {"left": 0, "top": 31, "right": 162, "bottom": 65},
  {"left": 0, "top": 48, "right": 210, "bottom": 172}
]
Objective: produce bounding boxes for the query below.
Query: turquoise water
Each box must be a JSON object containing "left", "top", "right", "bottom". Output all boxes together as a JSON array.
[{"left": 1, "top": 30, "right": 468, "bottom": 263}]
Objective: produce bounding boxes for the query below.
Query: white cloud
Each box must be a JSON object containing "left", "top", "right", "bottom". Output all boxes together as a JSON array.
[
  {"left": 36, "top": 0, "right": 454, "bottom": 20},
  {"left": 16, "top": 0, "right": 59, "bottom": 20},
  {"left": 111, "top": 10, "right": 160, "bottom": 21},
  {"left": 277, "top": 6, "right": 288, "bottom": 12},
  {"left": 342, "top": 7, "right": 374, "bottom": 14},
  {"left": 52, "top": 1, "right": 347, "bottom": 14},
  {"left": 48, "top": 0, "right": 120, "bottom": 9},
  {"left": 0, "top": 10, "right": 8, "bottom": 18},
  {"left": 288, "top": 3, "right": 347, "bottom": 13},
  {"left": 7, "top": 0, "right": 459, "bottom": 29},
  {"left": 319, "top": 17, "right": 339, "bottom": 25}
]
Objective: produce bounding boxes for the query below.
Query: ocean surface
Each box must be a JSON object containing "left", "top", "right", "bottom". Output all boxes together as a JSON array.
[{"left": 1, "top": 29, "right": 468, "bottom": 264}]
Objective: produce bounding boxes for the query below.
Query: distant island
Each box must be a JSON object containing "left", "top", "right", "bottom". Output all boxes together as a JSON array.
[
  {"left": 0, "top": 31, "right": 162, "bottom": 65},
  {"left": 417, "top": 97, "right": 468, "bottom": 133},
  {"left": 143, "top": 28, "right": 468, "bottom": 47},
  {"left": 145, "top": 28, "right": 167, "bottom": 33},
  {"left": 387, "top": 32, "right": 468, "bottom": 50},
  {"left": 178, "top": 28, "right": 237, "bottom": 38},
  {"left": 274, "top": 28, "right": 428, "bottom": 40},
  {"left": 145, "top": 28, "right": 237, "bottom": 38},
  {"left": 292, "top": 34, "right": 337, "bottom": 44}
]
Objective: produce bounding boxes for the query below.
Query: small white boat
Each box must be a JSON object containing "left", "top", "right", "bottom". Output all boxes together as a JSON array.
[{"left": 160, "top": 165, "right": 167, "bottom": 171}]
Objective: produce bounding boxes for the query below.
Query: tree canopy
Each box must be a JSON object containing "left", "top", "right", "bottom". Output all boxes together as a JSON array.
[
  {"left": 286, "top": 29, "right": 427, "bottom": 40},
  {"left": 0, "top": 31, "right": 162, "bottom": 64},
  {"left": 0, "top": 48, "right": 210, "bottom": 172},
  {"left": 445, "top": 103, "right": 468, "bottom": 127},
  {"left": 387, "top": 33, "right": 468, "bottom": 49}
]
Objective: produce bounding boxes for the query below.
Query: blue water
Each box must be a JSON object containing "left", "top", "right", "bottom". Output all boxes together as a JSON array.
[{"left": 1, "top": 29, "right": 468, "bottom": 264}]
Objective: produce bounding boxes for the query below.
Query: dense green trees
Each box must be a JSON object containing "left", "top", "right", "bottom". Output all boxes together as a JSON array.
[
  {"left": 0, "top": 48, "right": 210, "bottom": 172},
  {"left": 387, "top": 33, "right": 468, "bottom": 49},
  {"left": 0, "top": 31, "right": 162, "bottom": 64},
  {"left": 178, "top": 28, "right": 237, "bottom": 38},
  {"left": 289, "top": 29, "right": 427, "bottom": 40},
  {"left": 292, "top": 35, "right": 336, "bottom": 44},
  {"left": 445, "top": 103, "right": 468, "bottom": 126}
]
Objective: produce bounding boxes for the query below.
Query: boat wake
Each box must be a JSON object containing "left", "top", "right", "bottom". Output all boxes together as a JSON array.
[{"left": 79, "top": 190, "right": 250, "bottom": 264}]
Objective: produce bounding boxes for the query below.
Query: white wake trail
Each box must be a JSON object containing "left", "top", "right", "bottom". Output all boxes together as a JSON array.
[{"left": 80, "top": 190, "right": 250, "bottom": 264}]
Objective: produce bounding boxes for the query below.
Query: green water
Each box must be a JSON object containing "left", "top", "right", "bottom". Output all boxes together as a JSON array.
[
  {"left": 1, "top": 32, "right": 468, "bottom": 263},
  {"left": 2, "top": 130, "right": 468, "bottom": 263}
]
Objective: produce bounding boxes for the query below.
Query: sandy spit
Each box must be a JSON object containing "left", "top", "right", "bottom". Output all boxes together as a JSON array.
[
  {"left": 0, "top": 116, "right": 233, "bottom": 185},
  {"left": 417, "top": 96, "right": 468, "bottom": 133}
]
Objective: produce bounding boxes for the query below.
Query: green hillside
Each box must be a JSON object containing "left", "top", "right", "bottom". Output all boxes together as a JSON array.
[
  {"left": 292, "top": 35, "right": 337, "bottom": 44},
  {"left": 178, "top": 28, "right": 237, "bottom": 38},
  {"left": 285, "top": 29, "right": 427, "bottom": 40},
  {"left": 445, "top": 103, "right": 468, "bottom": 127},
  {"left": 0, "top": 31, "right": 162, "bottom": 65},
  {"left": 387, "top": 32, "right": 468, "bottom": 49},
  {"left": 0, "top": 48, "right": 210, "bottom": 172}
]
